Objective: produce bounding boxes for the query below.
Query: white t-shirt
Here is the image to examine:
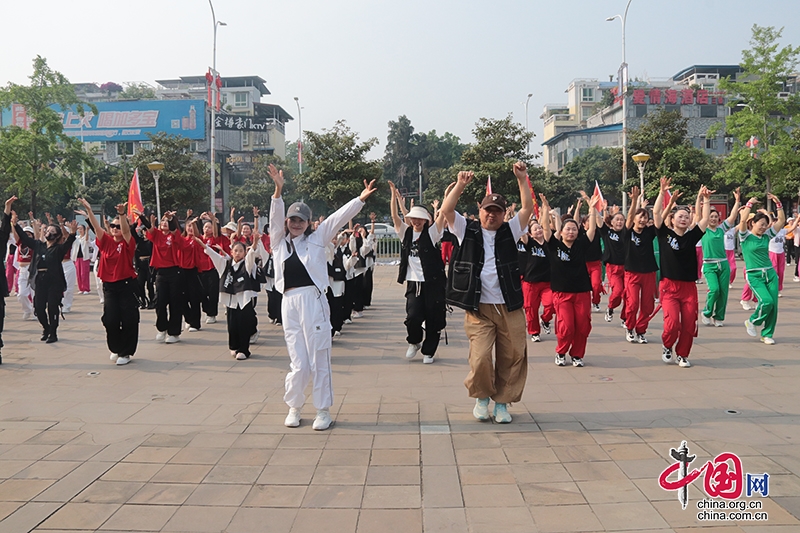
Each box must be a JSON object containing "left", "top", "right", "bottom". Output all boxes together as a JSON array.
[
  {"left": 769, "top": 228, "right": 787, "bottom": 254},
  {"left": 724, "top": 226, "right": 736, "bottom": 251},
  {"left": 451, "top": 212, "right": 526, "bottom": 304},
  {"left": 398, "top": 221, "right": 443, "bottom": 282}
]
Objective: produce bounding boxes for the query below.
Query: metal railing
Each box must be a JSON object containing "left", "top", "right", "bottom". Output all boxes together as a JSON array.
[{"left": 374, "top": 236, "right": 402, "bottom": 261}]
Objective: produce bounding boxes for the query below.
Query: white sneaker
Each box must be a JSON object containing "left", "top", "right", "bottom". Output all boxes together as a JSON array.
[
  {"left": 205, "top": 316, "right": 217, "bottom": 324},
  {"left": 250, "top": 331, "right": 259, "bottom": 343},
  {"left": 156, "top": 331, "right": 167, "bottom": 342},
  {"left": 473, "top": 398, "right": 490, "bottom": 420},
  {"left": 794, "top": 276, "right": 800, "bottom": 282},
  {"left": 729, "top": 283, "right": 734, "bottom": 288},
  {"left": 604, "top": 309, "right": 613, "bottom": 322},
  {"left": 284, "top": 408, "right": 301, "bottom": 427},
  {"left": 115, "top": 355, "right": 131, "bottom": 366},
  {"left": 662, "top": 345, "right": 673, "bottom": 364},
  {"left": 637, "top": 333, "right": 648, "bottom": 344},
  {"left": 493, "top": 403, "right": 512, "bottom": 423},
  {"left": 344, "top": 318, "right": 352, "bottom": 324},
  {"left": 22, "top": 312, "right": 31, "bottom": 320},
  {"left": 591, "top": 304, "right": 601, "bottom": 313},
  {"left": 165, "top": 335, "right": 180, "bottom": 344},
  {"left": 187, "top": 327, "right": 199, "bottom": 333},
  {"left": 701, "top": 314, "right": 713, "bottom": 326},
  {"left": 571, "top": 357, "right": 584, "bottom": 367},
  {"left": 62, "top": 308, "right": 71, "bottom": 314},
  {"left": 676, "top": 356, "right": 692, "bottom": 368},
  {"left": 621, "top": 319, "right": 627, "bottom": 329},
  {"left": 530, "top": 334, "right": 540, "bottom": 342},
  {"left": 714, "top": 320, "right": 724, "bottom": 327},
  {"left": 352, "top": 311, "right": 364, "bottom": 319},
  {"left": 109, "top": 353, "right": 119, "bottom": 361},
  {"left": 740, "top": 300, "right": 752, "bottom": 311},
  {"left": 555, "top": 354, "right": 566, "bottom": 367},
  {"left": 744, "top": 320, "right": 757, "bottom": 337},
  {"left": 312, "top": 409, "right": 332, "bottom": 430},
  {"left": 333, "top": 331, "right": 341, "bottom": 337},
  {"left": 405, "top": 343, "right": 421, "bottom": 360},
  {"left": 230, "top": 350, "right": 238, "bottom": 357},
  {"left": 761, "top": 336, "right": 776, "bottom": 345},
  {"left": 626, "top": 329, "right": 636, "bottom": 343},
  {"left": 422, "top": 355, "right": 434, "bottom": 364},
  {"left": 235, "top": 352, "right": 248, "bottom": 360},
  {"left": 779, "top": 293, "right": 783, "bottom": 298}
]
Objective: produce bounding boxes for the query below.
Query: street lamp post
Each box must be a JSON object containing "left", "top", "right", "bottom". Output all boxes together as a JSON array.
[
  {"left": 294, "top": 97, "right": 303, "bottom": 174},
  {"left": 523, "top": 93, "right": 533, "bottom": 155},
  {"left": 147, "top": 161, "right": 165, "bottom": 220},
  {"left": 632, "top": 152, "right": 649, "bottom": 194},
  {"left": 209, "top": 0, "right": 226, "bottom": 215},
  {"left": 607, "top": 0, "right": 632, "bottom": 213}
]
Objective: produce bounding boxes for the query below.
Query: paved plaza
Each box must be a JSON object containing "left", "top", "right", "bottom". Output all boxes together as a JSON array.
[{"left": 0, "top": 265, "right": 798, "bottom": 532}]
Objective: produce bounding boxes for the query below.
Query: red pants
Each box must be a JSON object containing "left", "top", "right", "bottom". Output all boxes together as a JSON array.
[
  {"left": 606, "top": 263, "right": 626, "bottom": 318},
  {"left": 586, "top": 261, "right": 604, "bottom": 305},
  {"left": 770, "top": 252, "right": 785, "bottom": 292},
  {"left": 624, "top": 271, "right": 656, "bottom": 334},
  {"left": 695, "top": 247, "right": 703, "bottom": 280},
  {"left": 76, "top": 258, "right": 91, "bottom": 293},
  {"left": 522, "top": 281, "right": 554, "bottom": 335},
  {"left": 441, "top": 241, "right": 454, "bottom": 266},
  {"left": 553, "top": 291, "right": 591, "bottom": 358},
  {"left": 726, "top": 249, "right": 736, "bottom": 284},
  {"left": 660, "top": 278, "right": 698, "bottom": 358}
]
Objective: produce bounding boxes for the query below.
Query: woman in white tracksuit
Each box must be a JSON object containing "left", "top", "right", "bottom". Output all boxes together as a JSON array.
[{"left": 267, "top": 164, "right": 377, "bottom": 431}]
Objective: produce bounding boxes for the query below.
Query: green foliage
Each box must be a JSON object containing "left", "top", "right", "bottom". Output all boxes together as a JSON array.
[
  {"left": 560, "top": 147, "right": 623, "bottom": 206},
  {"left": 129, "top": 132, "right": 209, "bottom": 213},
  {"left": 0, "top": 56, "right": 95, "bottom": 216},
  {"left": 296, "top": 120, "right": 384, "bottom": 213},
  {"left": 119, "top": 83, "right": 156, "bottom": 100},
  {"left": 71, "top": 162, "right": 128, "bottom": 217},
  {"left": 717, "top": 25, "right": 800, "bottom": 200},
  {"left": 229, "top": 154, "right": 300, "bottom": 215}
]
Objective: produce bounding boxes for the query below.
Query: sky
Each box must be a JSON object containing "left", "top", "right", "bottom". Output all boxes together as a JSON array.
[{"left": 2, "top": 0, "right": 799, "bottom": 160}]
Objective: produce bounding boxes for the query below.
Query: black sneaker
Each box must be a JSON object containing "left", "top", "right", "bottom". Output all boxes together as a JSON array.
[
  {"left": 46, "top": 334, "right": 58, "bottom": 344},
  {"left": 604, "top": 308, "right": 613, "bottom": 322},
  {"left": 626, "top": 329, "right": 636, "bottom": 343},
  {"left": 541, "top": 321, "right": 551, "bottom": 335},
  {"left": 40, "top": 330, "right": 49, "bottom": 341}
]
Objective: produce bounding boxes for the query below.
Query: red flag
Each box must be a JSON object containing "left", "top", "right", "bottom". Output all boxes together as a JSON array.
[
  {"left": 127, "top": 169, "right": 143, "bottom": 221},
  {"left": 297, "top": 140, "right": 303, "bottom": 164},
  {"left": 593, "top": 180, "right": 604, "bottom": 214},
  {"left": 215, "top": 75, "right": 222, "bottom": 111},
  {"left": 205, "top": 71, "right": 213, "bottom": 107},
  {"left": 486, "top": 175, "right": 492, "bottom": 196},
  {"left": 662, "top": 188, "right": 672, "bottom": 210}
]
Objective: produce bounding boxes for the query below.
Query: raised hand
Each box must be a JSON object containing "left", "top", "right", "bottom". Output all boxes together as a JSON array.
[
  {"left": 766, "top": 192, "right": 780, "bottom": 205},
  {"left": 4, "top": 195, "right": 17, "bottom": 213},
  {"left": 457, "top": 171, "right": 474, "bottom": 186},
  {"left": 512, "top": 161, "right": 528, "bottom": 181},
  {"left": 115, "top": 203, "right": 127, "bottom": 215},
  {"left": 186, "top": 208, "right": 193, "bottom": 219},
  {"left": 359, "top": 179, "right": 378, "bottom": 202},
  {"left": 733, "top": 187, "right": 741, "bottom": 203},
  {"left": 56, "top": 214, "right": 65, "bottom": 225},
  {"left": 267, "top": 164, "right": 284, "bottom": 188},
  {"left": 67, "top": 220, "right": 78, "bottom": 233},
  {"left": 253, "top": 206, "right": 260, "bottom": 217},
  {"left": 369, "top": 212, "right": 377, "bottom": 222}
]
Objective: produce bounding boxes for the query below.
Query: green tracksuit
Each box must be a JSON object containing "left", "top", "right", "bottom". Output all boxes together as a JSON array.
[
  {"left": 701, "top": 221, "right": 731, "bottom": 321},
  {"left": 740, "top": 228, "right": 778, "bottom": 338}
]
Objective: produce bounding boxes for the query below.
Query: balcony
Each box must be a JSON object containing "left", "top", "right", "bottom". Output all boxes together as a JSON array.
[{"left": 543, "top": 114, "right": 576, "bottom": 127}]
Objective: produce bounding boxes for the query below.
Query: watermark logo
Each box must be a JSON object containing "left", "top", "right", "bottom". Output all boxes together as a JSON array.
[{"left": 658, "top": 441, "right": 770, "bottom": 522}]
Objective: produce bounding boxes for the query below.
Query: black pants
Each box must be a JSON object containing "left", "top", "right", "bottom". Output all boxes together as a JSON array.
[
  {"left": 181, "top": 267, "right": 203, "bottom": 330},
  {"left": 34, "top": 274, "right": 63, "bottom": 337},
  {"left": 0, "top": 295, "right": 5, "bottom": 349},
  {"left": 327, "top": 289, "right": 345, "bottom": 334},
  {"left": 267, "top": 286, "right": 282, "bottom": 323},
  {"left": 102, "top": 278, "right": 140, "bottom": 357},
  {"left": 405, "top": 281, "right": 445, "bottom": 356},
  {"left": 344, "top": 275, "right": 364, "bottom": 317},
  {"left": 363, "top": 268, "right": 374, "bottom": 306},
  {"left": 136, "top": 257, "right": 155, "bottom": 305},
  {"left": 227, "top": 301, "right": 257, "bottom": 356},
  {"left": 794, "top": 246, "right": 800, "bottom": 277},
  {"left": 155, "top": 267, "right": 183, "bottom": 336},
  {"left": 200, "top": 268, "right": 220, "bottom": 317},
  {"left": 787, "top": 240, "right": 795, "bottom": 265}
]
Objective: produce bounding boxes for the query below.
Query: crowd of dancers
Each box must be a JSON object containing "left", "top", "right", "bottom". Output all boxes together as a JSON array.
[{"left": 0, "top": 161, "right": 793, "bottom": 426}]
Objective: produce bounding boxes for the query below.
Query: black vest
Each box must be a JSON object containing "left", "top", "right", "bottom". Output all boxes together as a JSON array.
[
  {"left": 219, "top": 260, "right": 258, "bottom": 295},
  {"left": 446, "top": 220, "right": 523, "bottom": 312},
  {"left": 354, "top": 235, "right": 367, "bottom": 269},
  {"left": 328, "top": 247, "right": 347, "bottom": 281},
  {"left": 397, "top": 225, "right": 445, "bottom": 284}
]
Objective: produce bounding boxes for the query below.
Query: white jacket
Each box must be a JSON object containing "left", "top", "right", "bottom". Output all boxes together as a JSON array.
[
  {"left": 70, "top": 235, "right": 92, "bottom": 261},
  {"left": 270, "top": 196, "right": 365, "bottom": 294}
]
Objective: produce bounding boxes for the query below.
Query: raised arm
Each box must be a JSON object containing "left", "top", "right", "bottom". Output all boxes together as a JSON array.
[
  {"left": 767, "top": 193, "right": 786, "bottom": 232},
  {"left": 739, "top": 196, "right": 758, "bottom": 233},
  {"left": 725, "top": 188, "right": 741, "bottom": 227},
  {"left": 512, "top": 161, "right": 533, "bottom": 233},
  {"left": 388, "top": 181, "right": 403, "bottom": 232},
  {"left": 653, "top": 178, "right": 669, "bottom": 228},
  {"left": 78, "top": 198, "right": 106, "bottom": 242},
  {"left": 434, "top": 182, "right": 456, "bottom": 233},
  {"left": 626, "top": 186, "right": 640, "bottom": 229},
  {"left": 441, "top": 172, "right": 474, "bottom": 229},
  {"left": 696, "top": 186, "right": 712, "bottom": 232},
  {"left": 539, "top": 194, "right": 552, "bottom": 241},
  {"left": 585, "top": 194, "right": 600, "bottom": 242}
]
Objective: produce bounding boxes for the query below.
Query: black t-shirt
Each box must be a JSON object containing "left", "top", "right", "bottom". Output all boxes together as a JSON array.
[
  {"left": 546, "top": 234, "right": 591, "bottom": 293},
  {"left": 624, "top": 226, "right": 658, "bottom": 273},
  {"left": 600, "top": 226, "right": 626, "bottom": 265},
  {"left": 516, "top": 240, "right": 528, "bottom": 276},
  {"left": 523, "top": 238, "right": 550, "bottom": 283},
  {"left": 656, "top": 225, "right": 705, "bottom": 281},
  {"left": 584, "top": 229, "right": 602, "bottom": 262}
]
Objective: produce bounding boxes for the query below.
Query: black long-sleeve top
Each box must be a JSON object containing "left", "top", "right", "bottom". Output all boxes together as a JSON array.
[
  {"left": 14, "top": 225, "right": 76, "bottom": 291},
  {"left": 0, "top": 213, "right": 12, "bottom": 298}
]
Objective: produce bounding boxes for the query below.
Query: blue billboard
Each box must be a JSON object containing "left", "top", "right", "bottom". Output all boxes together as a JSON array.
[{"left": 2, "top": 99, "right": 206, "bottom": 142}]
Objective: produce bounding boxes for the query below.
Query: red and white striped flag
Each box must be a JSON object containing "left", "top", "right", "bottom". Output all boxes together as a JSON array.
[{"left": 593, "top": 180, "right": 604, "bottom": 214}]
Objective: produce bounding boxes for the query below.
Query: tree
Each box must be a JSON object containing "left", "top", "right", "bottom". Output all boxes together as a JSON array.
[
  {"left": 129, "top": 132, "right": 209, "bottom": 214},
  {"left": 717, "top": 25, "right": 800, "bottom": 201},
  {"left": 560, "top": 147, "right": 623, "bottom": 206},
  {"left": 229, "top": 154, "right": 299, "bottom": 216},
  {"left": 296, "top": 120, "right": 384, "bottom": 214},
  {"left": 0, "top": 56, "right": 95, "bottom": 216},
  {"left": 384, "top": 115, "right": 416, "bottom": 191},
  {"left": 119, "top": 82, "right": 156, "bottom": 100}
]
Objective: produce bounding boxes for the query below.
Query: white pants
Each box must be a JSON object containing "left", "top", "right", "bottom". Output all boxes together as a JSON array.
[
  {"left": 282, "top": 286, "right": 334, "bottom": 410},
  {"left": 16, "top": 266, "right": 33, "bottom": 316},
  {"left": 94, "top": 268, "right": 103, "bottom": 303},
  {"left": 62, "top": 261, "right": 76, "bottom": 311}
]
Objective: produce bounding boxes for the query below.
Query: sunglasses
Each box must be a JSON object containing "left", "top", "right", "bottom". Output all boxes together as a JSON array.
[{"left": 109, "top": 223, "right": 121, "bottom": 229}]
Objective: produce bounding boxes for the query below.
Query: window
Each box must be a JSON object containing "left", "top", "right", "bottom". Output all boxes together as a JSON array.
[
  {"left": 581, "top": 88, "right": 594, "bottom": 102},
  {"left": 116, "top": 142, "right": 134, "bottom": 156},
  {"left": 700, "top": 105, "right": 718, "bottom": 118},
  {"left": 704, "top": 137, "right": 718, "bottom": 150},
  {"left": 189, "top": 142, "right": 198, "bottom": 152},
  {"left": 581, "top": 106, "right": 593, "bottom": 120},
  {"left": 665, "top": 105, "right": 681, "bottom": 114},
  {"left": 234, "top": 92, "right": 248, "bottom": 107},
  {"left": 139, "top": 141, "right": 152, "bottom": 150},
  {"left": 242, "top": 132, "right": 249, "bottom": 146},
  {"left": 635, "top": 105, "right": 648, "bottom": 117},
  {"left": 99, "top": 141, "right": 107, "bottom": 151}
]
